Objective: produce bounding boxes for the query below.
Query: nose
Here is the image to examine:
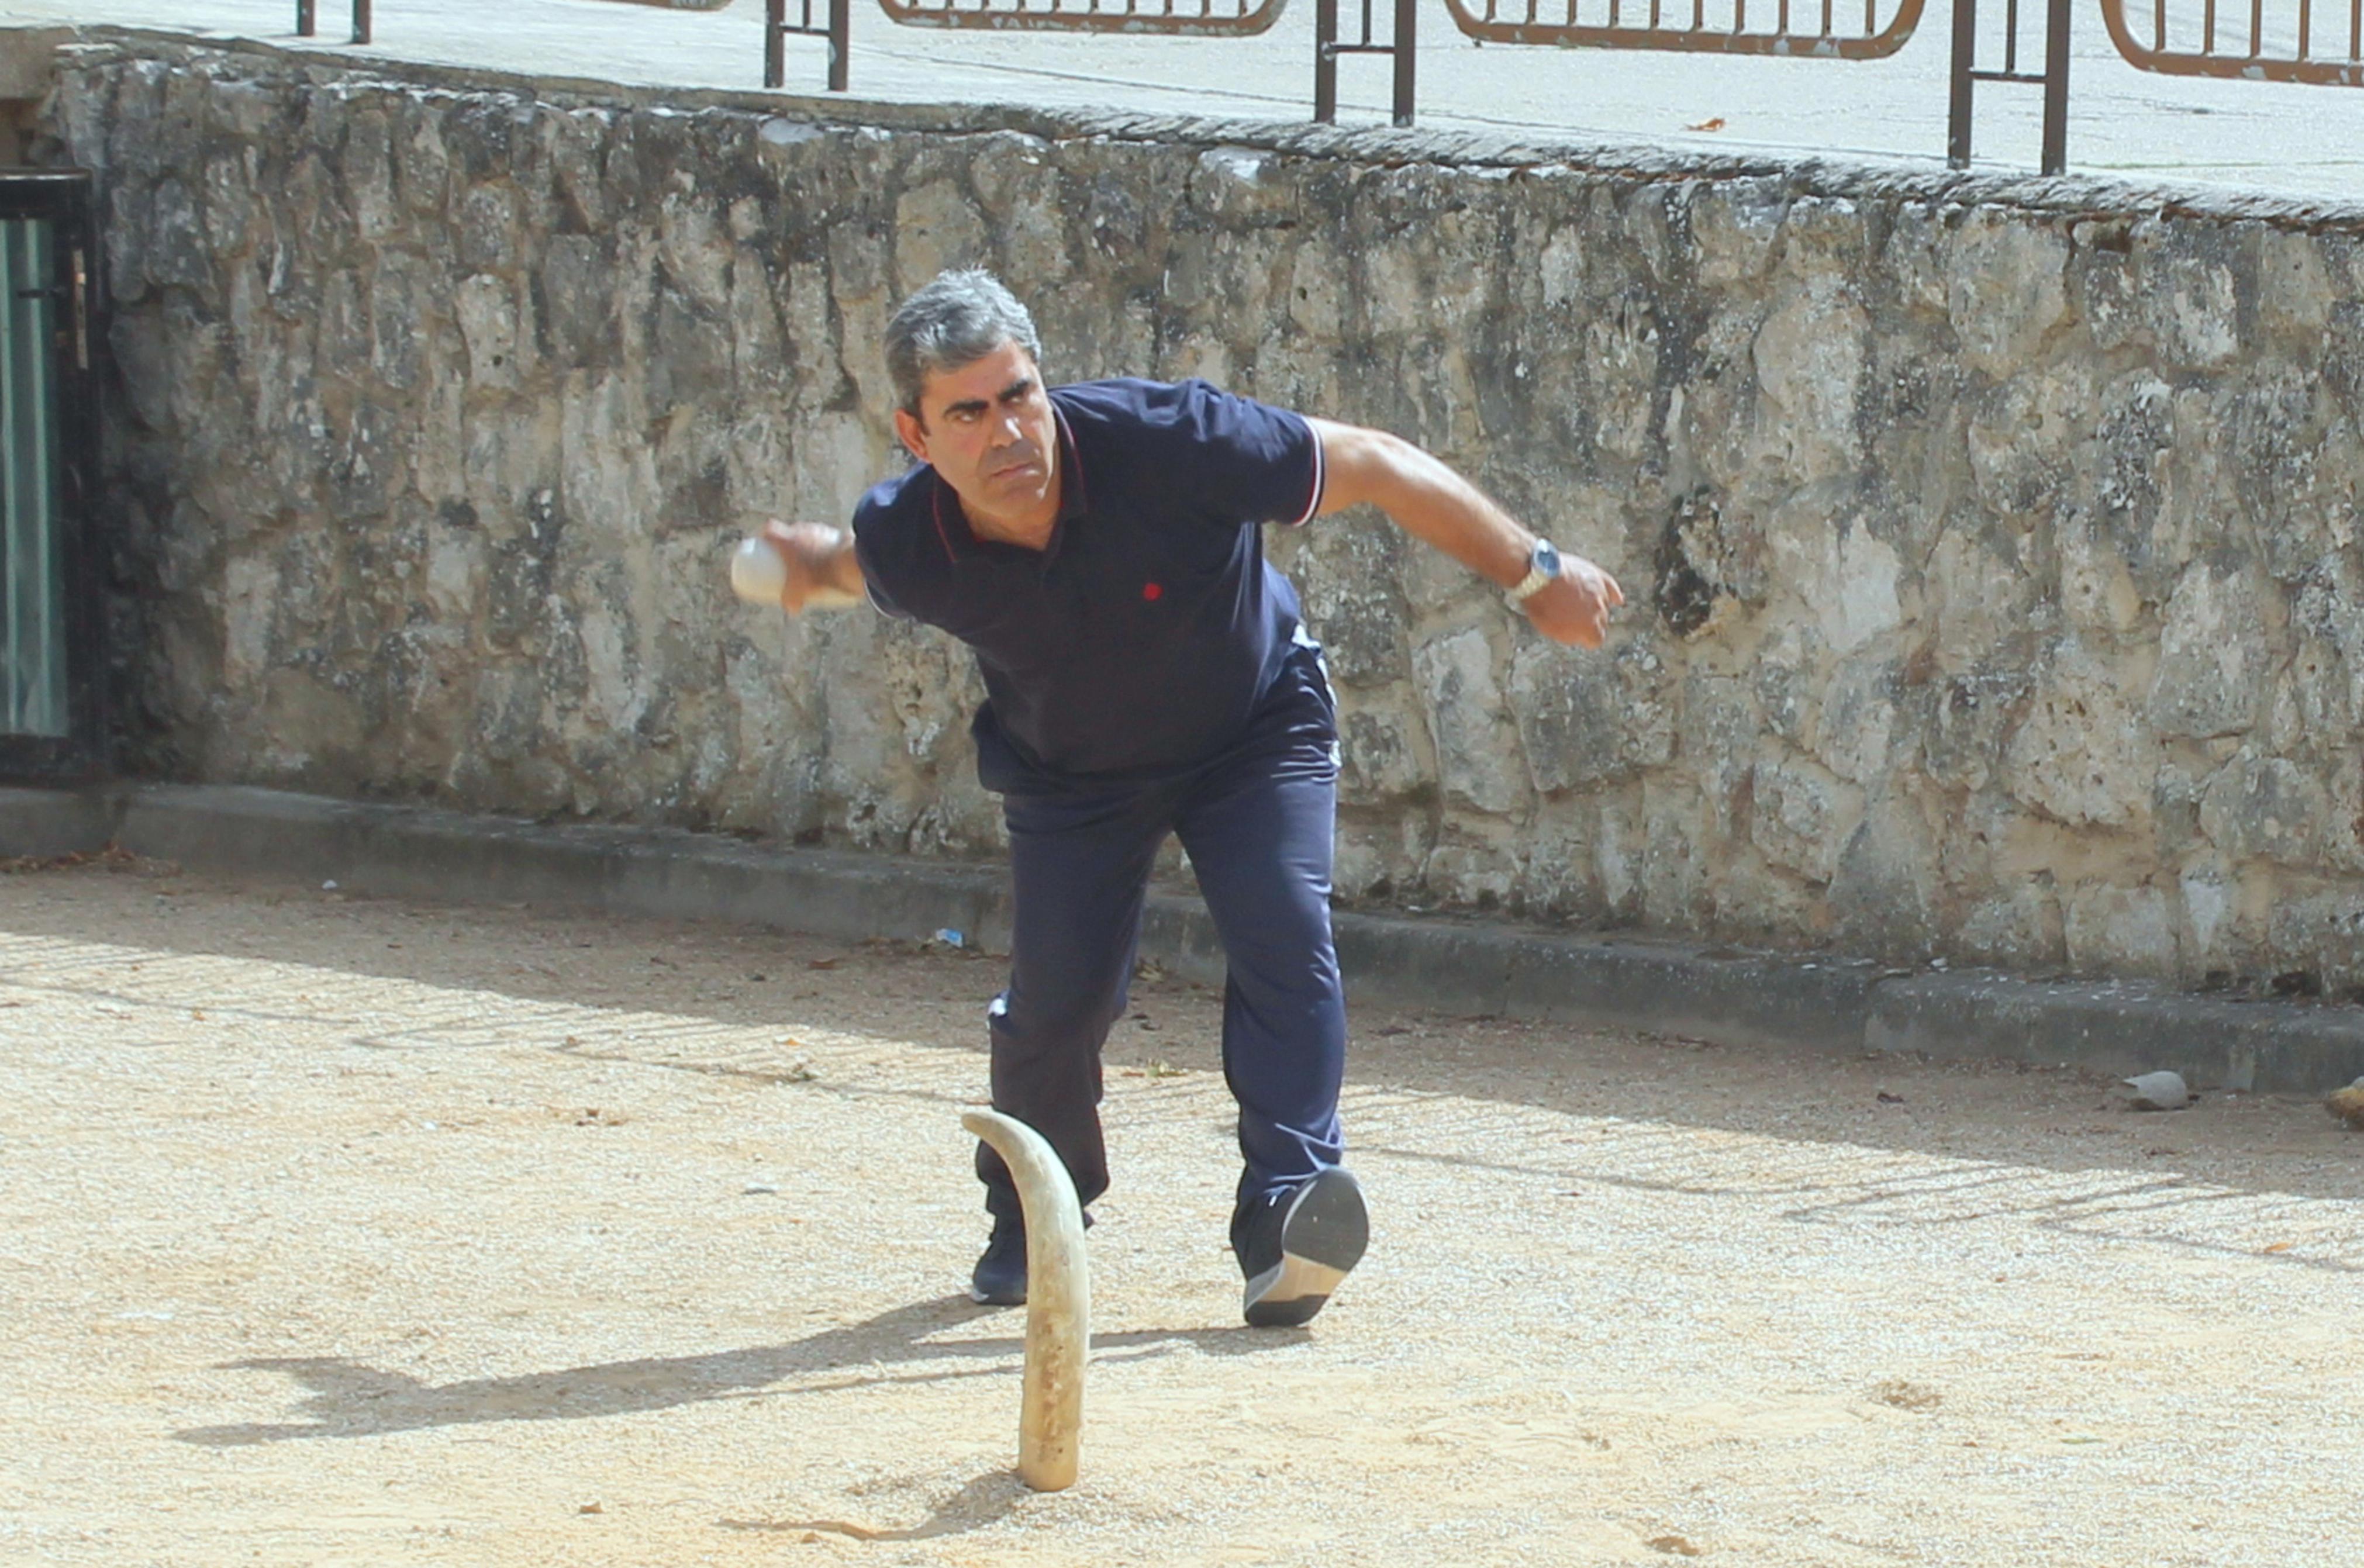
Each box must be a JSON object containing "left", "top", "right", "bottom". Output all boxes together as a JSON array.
[{"left": 988, "top": 415, "right": 1034, "bottom": 461}]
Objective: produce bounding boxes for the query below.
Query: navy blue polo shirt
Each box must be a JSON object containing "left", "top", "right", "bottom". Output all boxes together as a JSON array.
[{"left": 851, "top": 378, "right": 1326, "bottom": 786}]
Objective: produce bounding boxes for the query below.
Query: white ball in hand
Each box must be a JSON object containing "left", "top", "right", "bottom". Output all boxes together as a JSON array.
[{"left": 730, "top": 536, "right": 790, "bottom": 607}]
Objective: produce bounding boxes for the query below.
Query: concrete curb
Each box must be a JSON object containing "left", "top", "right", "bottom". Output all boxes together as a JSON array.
[
  {"left": 6, "top": 782, "right": 2362, "bottom": 1094},
  {"left": 0, "top": 786, "right": 119, "bottom": 859}
]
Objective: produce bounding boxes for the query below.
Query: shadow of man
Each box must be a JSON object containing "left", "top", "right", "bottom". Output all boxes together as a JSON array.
[{"left": 176, "top": 1293, "right": 1304, "bottom": 1448}]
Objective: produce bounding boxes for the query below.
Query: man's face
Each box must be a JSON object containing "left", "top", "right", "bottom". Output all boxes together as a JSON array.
[{"left": 893, "top": 341, "right": 1060, "bottom": 532}]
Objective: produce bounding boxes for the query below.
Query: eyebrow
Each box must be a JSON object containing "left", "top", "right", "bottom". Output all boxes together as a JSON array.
[{"left": 940, "top": 376, "right": 1038, "bottom": 420}]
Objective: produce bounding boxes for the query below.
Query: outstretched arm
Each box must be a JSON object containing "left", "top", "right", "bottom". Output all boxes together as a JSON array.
[
  {"left": 757, "top": 520, "right": 869, "bottom": 613},
  {"left": 1305, "top": 417, "right": 1623, "bottom": 650}
]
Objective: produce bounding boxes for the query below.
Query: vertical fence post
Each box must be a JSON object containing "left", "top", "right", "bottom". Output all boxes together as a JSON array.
[
  {"left": 1392, "top": 0, "right": 1417, "bottom": 126},
  {"left": 765, "top": 0, "right": 786, "bottom": 87},
  {"left": 829, "top": 0, "right": 852, "bottom": 91},
  {"left": 296, "top": 0, "right": 316, "bottom": 36},
  {"left": 353, "top": 0, "right": 372, "bottom": 43},
  {"left": 1947, "top": 0, "right": 1975, "bottom": 165},
  {"left": 1314, "top": 0, "right": 1340, "bottom": 122},
  {"left": 2039, "top": 0, "right": 2070, "bottom": 172}
]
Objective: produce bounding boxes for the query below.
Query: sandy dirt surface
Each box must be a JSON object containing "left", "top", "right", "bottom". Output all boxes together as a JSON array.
[{"left": 4, "top": 854, "right": 2362, "bottom": 1566}]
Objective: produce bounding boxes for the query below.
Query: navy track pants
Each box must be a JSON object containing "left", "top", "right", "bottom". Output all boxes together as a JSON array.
[{"left": 975, "top": 645, "right": 1347, "bottom": 1226}]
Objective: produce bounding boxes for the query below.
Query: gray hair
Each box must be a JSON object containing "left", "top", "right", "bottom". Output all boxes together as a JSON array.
[{"left": 884, "top": 269, "right": 1043, "bottom": 419}]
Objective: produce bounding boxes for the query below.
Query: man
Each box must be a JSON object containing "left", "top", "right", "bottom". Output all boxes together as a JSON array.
[{"left": 762, "top": 270, "right": 1620, "bottom": 1328}]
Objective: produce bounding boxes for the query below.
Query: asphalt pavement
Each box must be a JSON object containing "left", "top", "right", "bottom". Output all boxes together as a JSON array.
[{"left": 11, "top": 0, "right": 2364, "bottom": 206}]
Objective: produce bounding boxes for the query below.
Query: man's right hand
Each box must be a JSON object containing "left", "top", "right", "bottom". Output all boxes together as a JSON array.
[
  {"left": 759, "top": 520, "right": 867, "bottom": 612},
  {"left": 1520, "top": 552, "right": 1624, "bottom": 650}
]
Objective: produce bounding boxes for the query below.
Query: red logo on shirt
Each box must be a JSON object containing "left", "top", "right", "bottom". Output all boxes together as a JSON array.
[{"left": 1141, "top": 582, "right": 1163, "bottom": 601}]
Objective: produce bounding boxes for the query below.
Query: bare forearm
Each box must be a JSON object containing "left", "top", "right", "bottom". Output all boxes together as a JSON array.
[
  {"left": 1306, "top": 416, "right": 1624, "bottom": 648},
  {"left": 1312, "top": 422, "right": 1534, "bottom": 589},
  {"left": 816, "top": 534, "right": 867, "bottom": 599}
]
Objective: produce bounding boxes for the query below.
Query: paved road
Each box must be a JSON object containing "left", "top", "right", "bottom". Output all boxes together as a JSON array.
[{"left": 13, "top": 0, "right": 2364, "bottom": 205}]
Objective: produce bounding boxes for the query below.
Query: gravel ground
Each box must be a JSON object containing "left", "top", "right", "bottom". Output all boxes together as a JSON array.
[{"left": 4, "top": 855, "right": 2362, "bottom": 1566}]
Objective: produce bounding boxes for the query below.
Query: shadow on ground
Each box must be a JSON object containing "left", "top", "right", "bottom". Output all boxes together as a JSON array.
[
  {"left": 174, "top": 1294, "right": 1302, "bottom": 1447},
  {"left": 716, "top": 1471, "right": 1032, "bottom": 1542}
]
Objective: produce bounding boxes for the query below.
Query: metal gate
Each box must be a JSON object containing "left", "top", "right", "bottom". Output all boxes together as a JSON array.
[
  {"left": 0, "top": 171, "right": 101, "bottom": 780},
  {"left": 1439, "top": 0, "right": 1925, "bottom": 58},
  {"left": 2099, "top": 0, "right": 2364, "bottom": 86}
]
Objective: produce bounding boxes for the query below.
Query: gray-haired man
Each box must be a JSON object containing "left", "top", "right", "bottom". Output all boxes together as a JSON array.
[{"left": 763, "top": 270, "right": 1620, "bottom": 1325}]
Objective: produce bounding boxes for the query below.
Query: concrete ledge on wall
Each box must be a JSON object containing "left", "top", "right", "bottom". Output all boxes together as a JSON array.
[
  {"left": 6, "top": 782, "right": 2362, "bottom": 1095},
  {"left": 0, "top": 786, "right": 121, "bottom": 859},
  {"left": 72, "top": 782, "right": 1013, "bottom": 951},
  {"left": 1864, "top": 974, "right": 2364, "bottom": 1096}
]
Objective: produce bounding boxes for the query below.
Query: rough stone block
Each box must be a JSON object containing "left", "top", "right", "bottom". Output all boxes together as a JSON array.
[
  {"left": 2149, "top": 557, "right": 2272, "bottom": 741},
  {"left": 2006, "top": 639, "right": 2152, "bottom": 830},
  {"left": 1509, "top": 638, "right": 1672, "bottom": 793},
  {"left": 1947, "top": 209, "right": 2070, "bottom": 379},
  {"left": 892, "top": 179, "right": 989, "bottom": 296},
  {"left": 1686, "top": 178, "right": 1784, "bottom": 288},
  {"left": 1413, "top": 626, "right": 1524, "bottom": 816},
  {"left": 1749, "top": 279, "right": 1867, "bottom": 472},
  {"left": 2064, "top": 881, "right": 2180, "bottom": 977},
  {"left": 1828, "top": 789, "right": 1939, "bottom": 955},
  {"left": 1334, "top": 693, "right": 1425, "bottom": 805},
  {"left": 2197, "top": 750, "right": 2327, "bottom": 869},
  {"left": 2268, "top": 893, "right": 2364, "bottom": 995}
]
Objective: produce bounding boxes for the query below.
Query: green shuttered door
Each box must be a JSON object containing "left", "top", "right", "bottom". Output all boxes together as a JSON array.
[{"left": 0, "top": 215, "right": 64, "bottom": 738}]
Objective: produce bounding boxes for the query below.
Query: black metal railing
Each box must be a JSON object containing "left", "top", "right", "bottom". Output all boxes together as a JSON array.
[
  {"left": 843, "top": 0, "right": 1917, "bottom": 139},
  {"left": 767, "top": 0, "right": 852, "bottom": 90},
  {"left": 1949, "top": 0, "right": 2070, "bottom": 172},
  {"left": 1318, "top": 0, "right": 1417, "bottom": 125},
  {"left": 875, "top": 0, "right": 1288, "bottom": 33},
  {"left": 2099, "top": 0, "right": 2364, "bottom": 83},
  {"left": 267, "top": 0, "right": 2364, "bottom": 183},
  {"left": 1440, "top": 0, "right": 1924, "bottom": 57}
]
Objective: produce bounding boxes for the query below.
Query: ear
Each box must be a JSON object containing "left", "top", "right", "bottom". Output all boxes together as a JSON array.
[{"left": 893, "top": 407, "right": 930, "bottom": 465}]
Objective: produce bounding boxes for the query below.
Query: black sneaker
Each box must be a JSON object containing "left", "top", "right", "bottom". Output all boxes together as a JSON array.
[
  {"left": 967, "top": 1208, "right": 1092, "bottom": 1307},
  {"left": 969, "top": 1214, "right": 1029, "bottom": 1306},
  {"left": 1237, "top": 1168, "right": 1368, "bottom": 1328}
]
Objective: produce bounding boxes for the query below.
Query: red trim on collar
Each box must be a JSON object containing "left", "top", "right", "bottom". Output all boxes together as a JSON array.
[
  {"left": 1052, "top": 402, "right": 1088, "bottom": 527},
  {"left": 928, "top": 471, "right": 963, "bottom": 566}
]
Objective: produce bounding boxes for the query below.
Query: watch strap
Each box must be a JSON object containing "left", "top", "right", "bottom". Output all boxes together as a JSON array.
[{"left": 1506, "top": 541, "right": 1559, "bottom": 604}]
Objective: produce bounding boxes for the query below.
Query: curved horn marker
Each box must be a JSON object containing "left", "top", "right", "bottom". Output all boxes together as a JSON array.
[{"left": 961, "top": 1108, "right": 1089, "bottom": 1492}]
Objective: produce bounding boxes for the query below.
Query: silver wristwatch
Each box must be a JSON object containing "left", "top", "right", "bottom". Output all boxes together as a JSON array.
[{"left": 1506, "top": 538, "right": 1561, "bottom": 605}]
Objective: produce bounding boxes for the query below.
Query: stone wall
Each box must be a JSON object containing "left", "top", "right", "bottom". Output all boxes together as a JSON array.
[{"left": 35, "top": 33, "right": 2364, "bottom": 990}]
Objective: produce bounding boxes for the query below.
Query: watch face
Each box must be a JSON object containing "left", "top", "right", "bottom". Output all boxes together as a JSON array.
[{"left": 1533, "top": 541, "right": 1561, "bottom": 577}]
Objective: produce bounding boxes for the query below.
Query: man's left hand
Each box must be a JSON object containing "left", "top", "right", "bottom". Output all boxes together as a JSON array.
[{"left": 1520, "top": 553, "right": 1625, "bottom": 649}]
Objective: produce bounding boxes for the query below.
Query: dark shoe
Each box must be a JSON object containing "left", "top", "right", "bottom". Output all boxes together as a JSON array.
[
  {"left": 970, "top": 1214, "right": 1029, "bottom": 1305},
  {"left": 1237, "top": 1168, "right": 1368, "bottom": 1328},
  {"left": 968, "top": 1208, "right": 1092, "bottom": 1307}
]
